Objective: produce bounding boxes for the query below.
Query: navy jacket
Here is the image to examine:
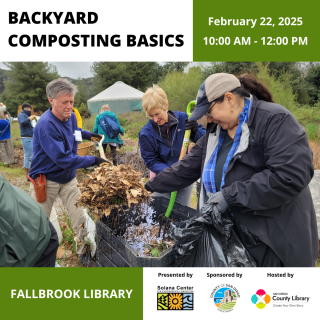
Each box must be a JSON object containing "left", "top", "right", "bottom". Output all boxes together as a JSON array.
[
  {"left": 18, "top": 110, "right": 34, "bottom": 138},
  {"left": 0, "top": 119, "right": 10, "bottom": 141},
  {"left": 139, "top": 111, "right": 206, "bottom": 175},
  {"left": 29, "top": 109, "right": 95, "bottom": 184}
]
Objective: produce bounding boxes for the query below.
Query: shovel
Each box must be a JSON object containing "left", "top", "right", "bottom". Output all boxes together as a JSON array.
[{"left": 158, "top": 100, "right": 195, "bottom": 238}]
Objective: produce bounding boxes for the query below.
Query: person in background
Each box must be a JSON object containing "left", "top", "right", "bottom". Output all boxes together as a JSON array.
[
  {"left": 28, "top": 78, "right": 107, "bottom": 267},
  {"left": 73, "top": 107, "right": 83, "bottom": 128},
  {"left": 0, "top": 110, "right": 14, "bottom": 164},
  {"left": 93, "top": 104, "right": 124, "bottom": 166},
  {"left": 0, "top": 110, "right": 10, "bottom": 140},
  {"left": 139, "top": 85, "right": 206, "bottom": 207},
  {"left": 145, "top": 73, "right": 318, "bottom": 267},
  {"left": 0, "top": 174, "right": 59, "bottom": 267},
  {"left": 3, "top": 110, "right": 9, "bottom": 121},
  {"left": 18, "top": 103, "right": 35, "bottom": 179}
]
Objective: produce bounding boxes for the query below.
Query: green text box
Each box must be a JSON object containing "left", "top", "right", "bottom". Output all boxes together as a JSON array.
[
  {"left": 0, "top": 268, "right": 143, "bottom": 320},
  {"left": 193, "top": 0, "right": 320, "bottom": 61}
]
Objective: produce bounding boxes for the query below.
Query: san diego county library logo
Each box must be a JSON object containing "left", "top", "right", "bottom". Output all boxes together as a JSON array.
[
  {"left": 157, "top": 285, "right": 193, "bottom": 310},
  {"left": 210, "top": 284, "right": 240, "bottom": 312},
  {"left": 251, "top": 289, "right": 271, "bottom": 309}
]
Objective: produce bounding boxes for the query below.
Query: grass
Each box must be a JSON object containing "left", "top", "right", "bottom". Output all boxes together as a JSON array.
[
  {"left": 60, "top": 212, "right": 76, "bottom": 253},
  {"left": 10, "top": 122, "right": 22, "bottom": 147},
  {"left": 0, "top": 163, "right": 25, "bottom": 180},
  {"left": 256, "top": 62, "right": 320, "bottom": 142},
  {"left": 118, "top": 112, "right": 148, "bottom": 140}
]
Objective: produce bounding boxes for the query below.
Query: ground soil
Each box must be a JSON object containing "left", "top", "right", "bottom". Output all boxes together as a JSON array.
[{"left": 12, "top": 144, "right": 24, "bottom": 167}]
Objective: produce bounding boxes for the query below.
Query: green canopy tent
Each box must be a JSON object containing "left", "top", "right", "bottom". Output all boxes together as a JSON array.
[{"left": 87, "top": 81, "right": 144, "bottom": 116}]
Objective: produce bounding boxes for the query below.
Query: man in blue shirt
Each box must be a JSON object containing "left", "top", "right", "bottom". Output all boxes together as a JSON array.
[
  {"left": 18, "top": 103, "right": 36, "bottom": 179},
  {"left": 29, "top": 78, "right": 107, "bottom": 267}
]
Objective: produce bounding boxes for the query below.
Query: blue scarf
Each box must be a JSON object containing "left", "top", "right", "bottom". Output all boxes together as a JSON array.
[{"left": 202, "top": 98, "right": 250, "bottom": 193}]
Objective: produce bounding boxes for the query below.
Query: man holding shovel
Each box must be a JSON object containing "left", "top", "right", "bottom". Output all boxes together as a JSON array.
[{"left": 29, "top": 78, "right": 108, "bottom": 267}]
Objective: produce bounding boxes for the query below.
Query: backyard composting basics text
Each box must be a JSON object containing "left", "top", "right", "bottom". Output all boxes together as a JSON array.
[{"left": 8, "top": 12, "right": 184, "bottom": 48}]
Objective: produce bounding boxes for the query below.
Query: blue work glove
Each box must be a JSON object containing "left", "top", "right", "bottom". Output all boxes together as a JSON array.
[{"left": 207, "top": 192, "right": 229, "bottom": 213}]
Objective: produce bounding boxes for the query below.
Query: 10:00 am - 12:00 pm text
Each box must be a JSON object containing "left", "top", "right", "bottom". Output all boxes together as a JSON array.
[{"left": 203, "top": 36, "right": 308, "bottom": 46}]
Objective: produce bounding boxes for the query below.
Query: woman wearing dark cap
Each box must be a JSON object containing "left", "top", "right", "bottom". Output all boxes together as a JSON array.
[{"left": 145, "top": 73, "right": 319, "bottom": 267}]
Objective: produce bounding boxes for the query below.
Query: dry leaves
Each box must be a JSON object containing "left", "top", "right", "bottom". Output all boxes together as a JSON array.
[{"left": 76, "top": 163, "right": 151, "bottom": 216}]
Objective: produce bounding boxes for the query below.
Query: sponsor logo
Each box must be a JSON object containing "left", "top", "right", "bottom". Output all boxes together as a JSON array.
[
  {"left": 157, "top": 293, "right": 193, "bottom": 310},
  {"left": 210, "top": 284, "right": 240, "bottom": 312},
  {"left": 251, "top": 289, "right": 271, "bottom": 309},
  {"left": 157, "top": 285, "right": 194, "bottom": 310}
]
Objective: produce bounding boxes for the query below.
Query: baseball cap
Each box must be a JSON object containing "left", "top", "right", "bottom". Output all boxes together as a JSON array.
[{"left": 190, "top": 73, "right": 241, "bottom": 120}]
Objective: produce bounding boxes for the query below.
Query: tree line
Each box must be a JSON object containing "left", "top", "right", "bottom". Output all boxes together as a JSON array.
[
  {"left": 0, "top": 61, "right": 319, "bottom": 117},
  {"left": 0, "top": 62, "right": 189, "bottom": 116}
]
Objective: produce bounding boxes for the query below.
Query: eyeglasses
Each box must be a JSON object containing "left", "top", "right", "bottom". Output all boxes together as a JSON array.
[
  {"left": 204, "top": 102, "right": 216, "bottom": 118},
  {"left": 149, "top": 110, "right": 164, "bottom": 120}
]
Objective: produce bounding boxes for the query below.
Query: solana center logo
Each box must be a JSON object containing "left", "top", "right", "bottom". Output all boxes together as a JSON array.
[
  {"left": 251, "top": 289, "right": 271, "bottom": 309},
  {"left": 157, "top": 293, "right": 193, "bottom": 310}
]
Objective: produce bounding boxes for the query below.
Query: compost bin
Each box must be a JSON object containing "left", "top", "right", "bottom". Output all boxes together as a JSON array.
[{"left": 96, "top": 196, "right": 197, "bottom": 267}]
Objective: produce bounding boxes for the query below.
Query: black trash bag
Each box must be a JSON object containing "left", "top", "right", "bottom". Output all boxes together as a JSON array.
[{"left": 169, "top": 202, "right": 257, "bottom": 267}]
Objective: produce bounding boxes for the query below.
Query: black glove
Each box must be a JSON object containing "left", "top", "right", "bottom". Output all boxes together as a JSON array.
[
  {"left": 144, "top": 181, "right": 154, "bottom": 193},
  {"left": 91, "top": 133, "right": 103, "bottom": 142},
  {"left": 207, "top": 191, "right": 229, "bottom": 213},
  {"left": 94, "top": 156, "right": 108, "bottom": 166},
  {"left": 185, "top": 119, "right": 198, "bottom": 133}
]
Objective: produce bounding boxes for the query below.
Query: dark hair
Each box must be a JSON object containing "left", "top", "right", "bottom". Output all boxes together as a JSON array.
[
  {"left": 3, "top": 110, "right": 8, "bottom": 115},
  {"left": 22, "top": 103, "right": 32, "bottom": 110},
  {"left": 213, "top": 74, "right": 274, "bottom": 103}
]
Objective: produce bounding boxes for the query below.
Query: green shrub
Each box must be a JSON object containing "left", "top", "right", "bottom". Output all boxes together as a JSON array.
[
  {"left": 256, "top": 63, "right": 320, "bottom": 141},
  {"left": 117, "top": 115, "right": 128, "bottom": 126},
  {"left": 82, "top": 117, "right": 96, "bottom": 132},
  {"left": 256, "top": 62, "right": 299, "bottom": 113},
  {"left": 78, "top": 103, "right": 90, "bottom": 118},
  {"left": 159, "top": 66, "right": 203, "bottom": 112}
]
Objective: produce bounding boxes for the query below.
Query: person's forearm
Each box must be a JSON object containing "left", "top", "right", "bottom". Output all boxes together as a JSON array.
[{"left": 80, "top": 130, "right": 92, "bottom": 140}]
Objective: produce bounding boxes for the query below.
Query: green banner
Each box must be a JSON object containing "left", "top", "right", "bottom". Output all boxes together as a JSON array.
[
  {"left": 0, "top": 268, "right": 143, "bottom": 319},
  {"left": 193, "top": 0, "right": 320, "bottom": 61}
]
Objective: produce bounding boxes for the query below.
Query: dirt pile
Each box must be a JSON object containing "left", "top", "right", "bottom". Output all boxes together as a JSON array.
[{"left": 12, "top": 144, "right": 24, "bottom": 167}]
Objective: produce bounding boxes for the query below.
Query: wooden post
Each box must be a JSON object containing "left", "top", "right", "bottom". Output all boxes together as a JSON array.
[{"left": 0, "top": 138, "right": 14, "bottom": 164}]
